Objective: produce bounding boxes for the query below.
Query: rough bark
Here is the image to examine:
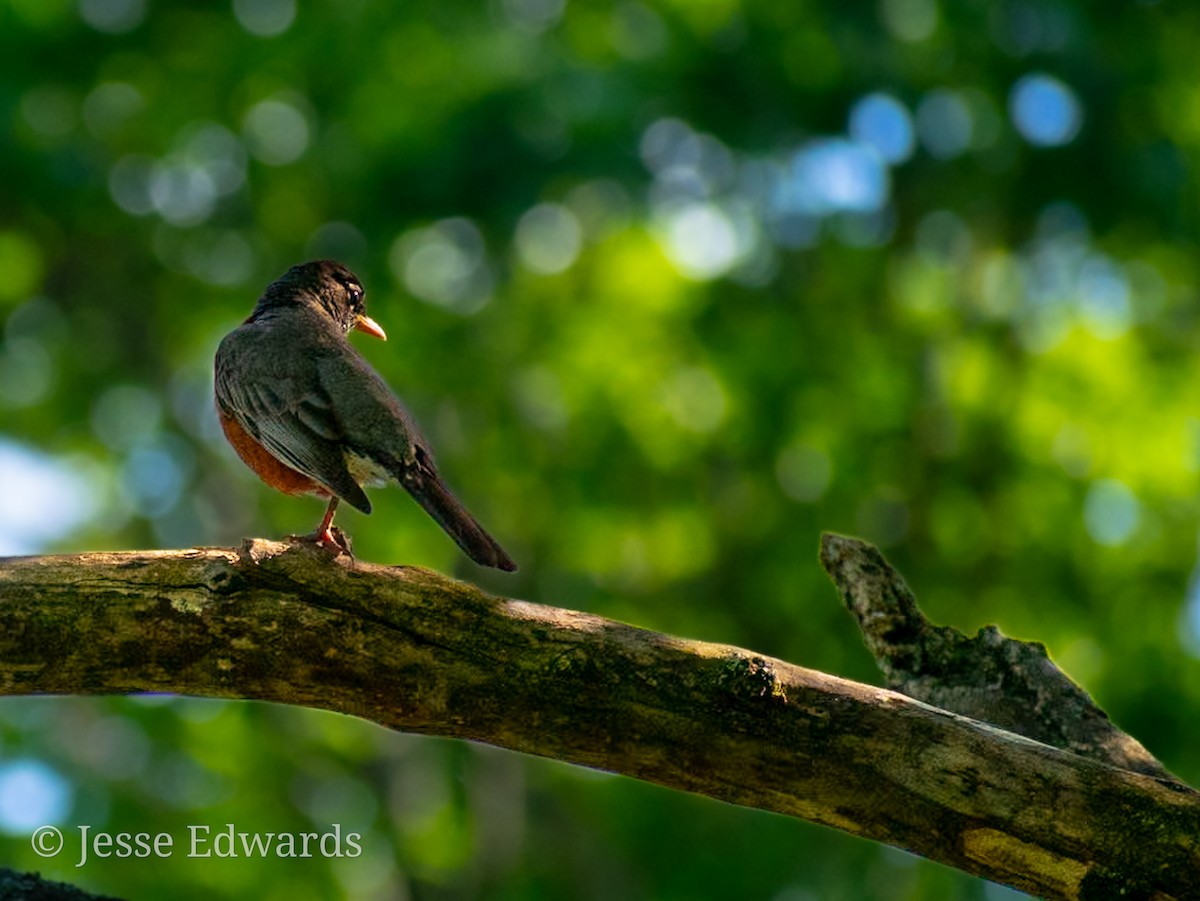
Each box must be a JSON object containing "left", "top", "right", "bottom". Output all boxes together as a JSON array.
[
  {"left": 0, "top": 536, "right": 1195, "bottom": 900},
  {"left": 0, "top": 867, "right": 124, "bottom": 901},
  {"left": 819, "top": 533, "right": 1175, "bottom": 781}
]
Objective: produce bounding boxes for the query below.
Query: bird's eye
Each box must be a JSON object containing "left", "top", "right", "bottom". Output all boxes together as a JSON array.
[{"left": 348, "top": 285, "right": 363, "bottom": 305}]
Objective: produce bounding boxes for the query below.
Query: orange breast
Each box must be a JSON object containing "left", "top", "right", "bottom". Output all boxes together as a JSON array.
[{"left": 218, "top": 408, "right": 329, "bottom": 498}]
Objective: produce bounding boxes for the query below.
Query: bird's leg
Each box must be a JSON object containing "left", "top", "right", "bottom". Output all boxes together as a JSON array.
[
  {"left": 288, "top": 497, "right": 353, "bottom": 556},
  {"left": 314, "top": 496, "right": 340, "bottom": 542}
]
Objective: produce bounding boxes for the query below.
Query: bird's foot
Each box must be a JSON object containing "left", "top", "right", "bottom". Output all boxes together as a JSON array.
[{"left": 287, "top": 525, "right": 354, "bottom": 558}]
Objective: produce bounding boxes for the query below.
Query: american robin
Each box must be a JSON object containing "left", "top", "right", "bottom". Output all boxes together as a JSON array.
[{"left": 214, "top": 260, "right": 517, "bottom": 571}]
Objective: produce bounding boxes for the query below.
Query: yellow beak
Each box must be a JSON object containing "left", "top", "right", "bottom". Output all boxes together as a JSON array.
[{"left": 354, "top": 314, "right": 387, "bottom": 340}]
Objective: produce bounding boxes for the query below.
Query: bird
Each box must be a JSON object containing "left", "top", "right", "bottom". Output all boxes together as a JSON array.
[{"left": 214, "top": 259, "right": 517, "bottom": 571}]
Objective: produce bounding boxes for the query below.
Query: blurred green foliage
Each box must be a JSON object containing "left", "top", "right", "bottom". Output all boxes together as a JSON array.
[{"left": 1, "top": 0, "right": 1198, "bottom": 897}]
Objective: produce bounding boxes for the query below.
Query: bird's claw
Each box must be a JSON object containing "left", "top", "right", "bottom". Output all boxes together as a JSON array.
[{"left": 286, "top": 525, "right": 354, "bottom": 558}]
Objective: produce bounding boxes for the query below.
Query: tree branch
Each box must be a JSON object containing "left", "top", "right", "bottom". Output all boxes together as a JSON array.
[
  {"left": 0, "top": 867, "right": 124, "bottom": 901},
  {"left": 0, "top": 538, "right": 1195, "bottom": 899},
  {"left": 819, "top": 533, "right": 1176, "bottom": 782}
]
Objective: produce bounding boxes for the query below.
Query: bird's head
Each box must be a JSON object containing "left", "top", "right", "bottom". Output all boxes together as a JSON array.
[{"left": 259, "top": 260, "right": 387, "bottom": 340}]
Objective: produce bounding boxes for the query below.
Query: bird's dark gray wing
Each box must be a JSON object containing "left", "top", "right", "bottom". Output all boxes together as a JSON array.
[
  {"left": 215, "top": 331, "right": 371, "bottom": 513},
  {"left": 314, "top": 352, "right": 516, "bottom": 570},
  {"left": 314, "top": 351, "right": 426, "bottom": 462}
]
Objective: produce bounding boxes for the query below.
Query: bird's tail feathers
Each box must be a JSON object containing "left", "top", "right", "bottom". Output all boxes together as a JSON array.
[{"left": 405, "top": 471, "right": 517, "bottom": 572}]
